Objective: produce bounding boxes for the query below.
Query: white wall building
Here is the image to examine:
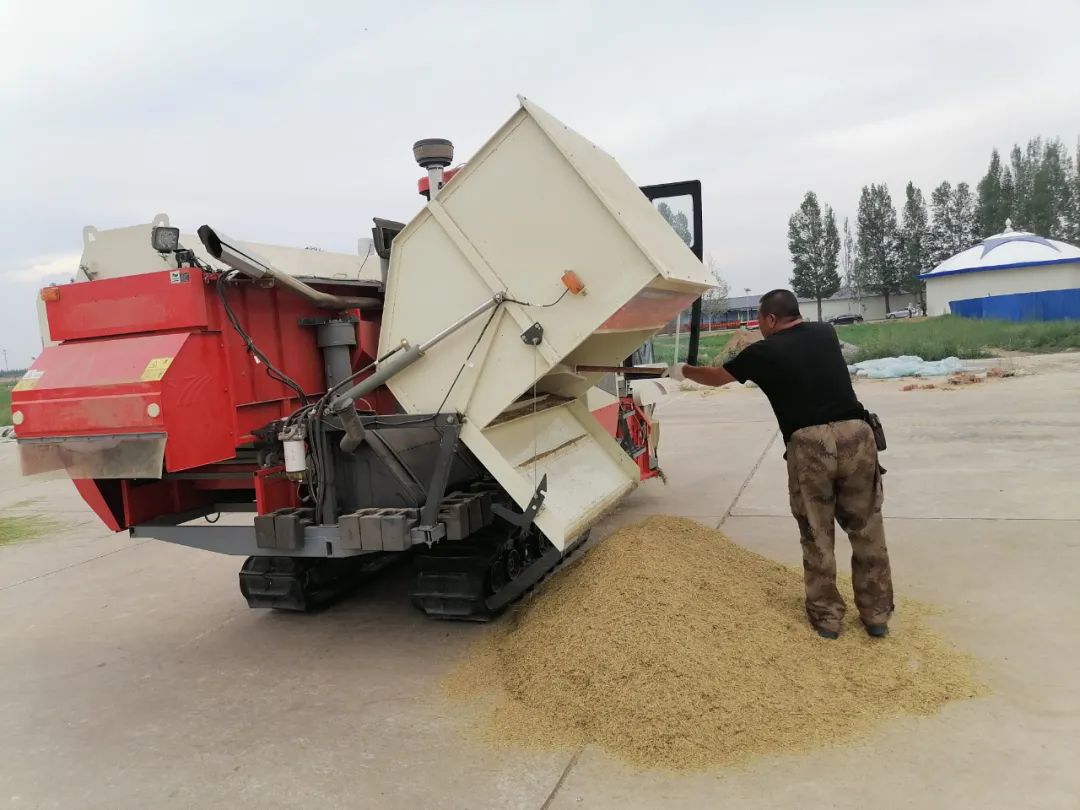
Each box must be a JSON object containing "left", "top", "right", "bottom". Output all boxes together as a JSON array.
[
  {"left": 921, "top": 221, "right": 1080, "bottom": 319},
  {"left": 799, "top": 287, "right": 917, "bottom": 322}
]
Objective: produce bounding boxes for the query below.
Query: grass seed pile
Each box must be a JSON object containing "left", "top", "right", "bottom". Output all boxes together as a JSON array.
[
  {"left": 445, "top": 517, "right": 986, "bottom": 770},
  {"left": 709, "top": 328, "right": 762, "bottom": 367}
]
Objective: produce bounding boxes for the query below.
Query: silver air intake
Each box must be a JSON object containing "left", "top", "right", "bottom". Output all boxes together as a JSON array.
[{"left": 197, "top": 225, "right": 380, "bottom": 311}]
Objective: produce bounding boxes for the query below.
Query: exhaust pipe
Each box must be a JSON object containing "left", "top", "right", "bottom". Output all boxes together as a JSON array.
[{"left": 197, "top": 225, "right": 381, "bottom": 311}]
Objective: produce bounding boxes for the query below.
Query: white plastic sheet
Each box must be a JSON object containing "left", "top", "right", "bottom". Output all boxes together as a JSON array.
[{"left": 848, "top": 355, "right": 968, "bottom": 379}]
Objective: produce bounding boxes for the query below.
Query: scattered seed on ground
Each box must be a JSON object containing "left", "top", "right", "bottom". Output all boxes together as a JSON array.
[
  {"left": 444, "top": 516, "right": 987, "bottom": 770},
  {"left": 947, "top": 372, "right": 984, "bottom": 385}
]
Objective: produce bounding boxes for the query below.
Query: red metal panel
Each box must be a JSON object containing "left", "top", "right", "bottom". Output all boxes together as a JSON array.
[
  {"left": 255, "top": 466, "right": 299, "bottom": 514},
  {"left": 45, "top": 270, "right": 210, "bottom": 341},
  {"left": 12, "top": 331, "right": 236, "bottom": 473},
  {"left": 591, "top": 400, "right": 620, "bottom": 438},
  {"left": 73, "top": 479, "right": 124, "bottom": 532},
  {"left": 355, "top": 312, "right": 381, "bottom": 367},
  {"left": 272, "top": 289, "right": 324, "bottom": 398},
  {"left": 417, "top": 167, "right": 461, "bottom": 195},
  {"left": 20, "top": 393, "right": 159, "bottom": 436},
  {"left": 193, "top": 479, "right": 252, "bottom": 491},
  {"left": 597, "top": 288, "right": 698, "bottom": 332},
  {"left": 613, "top": 397, "right": 660, "bottom": 482},
  {"left": 18, "top": 271, "right": 405, "bottom": 530},
  {"left": 12, "top": 332, "right": 187, "bottom": 437},
  {"left": 244, "top": 285, "right": 284, "bottom": 404},
  {"left": 216, "top": 284, "right": 323, "bottom": 414},
  {"left": 160, "top": 332, "right": 236, "bottom": 472},
  {"left": 120, "top": 480, "right": 211, "bottom": 526}
]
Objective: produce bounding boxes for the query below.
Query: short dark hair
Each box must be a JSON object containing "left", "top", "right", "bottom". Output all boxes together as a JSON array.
[{"left": 759, "top": 289, "right": 802, "bottom": 320}]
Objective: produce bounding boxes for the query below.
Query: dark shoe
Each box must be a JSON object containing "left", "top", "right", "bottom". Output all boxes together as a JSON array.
[
  {"left": 864, "top": 623, "right": 889, "bottom": 638},
  {"left": 815, "top": 627, "right": 840, "bottom": 640}
]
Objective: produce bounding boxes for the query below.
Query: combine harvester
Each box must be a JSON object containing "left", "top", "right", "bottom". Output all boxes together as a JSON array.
[{"left": 12, "top": 98, "right": 709, "bottom": 618}]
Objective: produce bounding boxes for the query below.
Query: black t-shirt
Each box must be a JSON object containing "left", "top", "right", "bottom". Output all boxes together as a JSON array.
[{"left": 723, "top": 322, "right": 865, "bottom": 443}]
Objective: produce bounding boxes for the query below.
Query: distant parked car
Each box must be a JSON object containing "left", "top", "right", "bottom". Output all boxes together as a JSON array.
[
  {"left": 886, "top": 309, "right": 913, "bottom": 319},
  {"left": 828, "top": 312, "right": 864, "bottom": 325}
]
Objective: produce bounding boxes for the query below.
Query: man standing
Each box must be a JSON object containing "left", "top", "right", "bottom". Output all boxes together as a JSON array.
[{"left": 669, "top": 289, "right": 893, "bottom": 639}]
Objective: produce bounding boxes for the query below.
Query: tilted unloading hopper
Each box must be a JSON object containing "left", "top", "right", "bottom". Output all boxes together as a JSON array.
[{"left": 378, "top": 97, "right": 711, "bottom": 549}]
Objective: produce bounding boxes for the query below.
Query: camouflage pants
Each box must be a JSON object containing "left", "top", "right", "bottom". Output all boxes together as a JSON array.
[{"left": 786, "top": 420, "right": 893, "bottom": 633}]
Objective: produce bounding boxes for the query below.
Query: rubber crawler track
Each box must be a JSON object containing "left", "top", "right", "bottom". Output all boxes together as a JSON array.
[{"left": 410, "top": 530, "right": 591, "bottom": 621}]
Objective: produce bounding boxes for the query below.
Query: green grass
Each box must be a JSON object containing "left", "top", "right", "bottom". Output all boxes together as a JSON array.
[
  {"left": 652, "top": 317, "right": 1080, "bottom": 365},
  {"left": 0, "top": 515, "right": 50, "bottom": 547},
  {"left": 836, "top": 316, "right": 1080, "bottom": 362},
  {"left": 0, "top": 382, "right": 12, "bottom": 427},
  {"left": 652, "top": 332, "right": 734, "bottom": 364}
]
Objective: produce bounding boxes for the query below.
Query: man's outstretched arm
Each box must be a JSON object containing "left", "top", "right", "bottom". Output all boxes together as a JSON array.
[{"left": 668, "top": 362, "right": 737, "bottom": 387}]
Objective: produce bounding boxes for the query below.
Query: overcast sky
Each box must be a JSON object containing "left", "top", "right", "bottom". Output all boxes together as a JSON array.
[{"left": 3, "top": 0, "right": 1079, "bottom": 367}]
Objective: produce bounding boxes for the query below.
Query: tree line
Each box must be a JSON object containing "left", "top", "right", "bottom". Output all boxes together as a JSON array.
[{"left": 788, "top": 136, "right": 1080, "bottom": 319}]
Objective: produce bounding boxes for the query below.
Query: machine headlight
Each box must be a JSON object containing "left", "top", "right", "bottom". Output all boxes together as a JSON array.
[{"left": 151, "top": 226, "right": 181, "bottom": 253}]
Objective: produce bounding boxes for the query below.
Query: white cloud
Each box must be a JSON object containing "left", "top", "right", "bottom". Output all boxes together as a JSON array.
[
  {"left": 1, "top": 0, "right": 1079, "bottom": 369},
  {"left": 3, "top": 252, "right": 81, "bottom": 283}
]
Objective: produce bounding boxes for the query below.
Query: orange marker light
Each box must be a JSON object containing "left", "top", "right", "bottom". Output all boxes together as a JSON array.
[
  {"left": 561, "top": 270, "right": 586, "bottom": 296},
  {"left": 40, "top": 286, "right": 61, "bottom": 303}
]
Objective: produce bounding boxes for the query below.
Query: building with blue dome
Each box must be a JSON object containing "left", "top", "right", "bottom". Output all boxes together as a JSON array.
[{"left": 920, "top": 221, "right": 1080, "bottom": 320}]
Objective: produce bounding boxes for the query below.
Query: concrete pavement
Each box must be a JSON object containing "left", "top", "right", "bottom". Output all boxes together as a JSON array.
[{"left": 1, "top": 354, "right": 1078, "bottom": 809}]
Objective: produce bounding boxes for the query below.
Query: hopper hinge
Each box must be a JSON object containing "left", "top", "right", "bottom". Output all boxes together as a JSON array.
[{"left": 491, "top": 475, "right": 547, "bottom": 529}]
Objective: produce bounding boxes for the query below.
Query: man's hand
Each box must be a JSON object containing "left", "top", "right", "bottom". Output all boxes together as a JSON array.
[
  {"left": 668, "top": 362, "right": 738, "bottom": 388},
  {"left": 666, "top": 362, "right": 687, "bottom": 381}
]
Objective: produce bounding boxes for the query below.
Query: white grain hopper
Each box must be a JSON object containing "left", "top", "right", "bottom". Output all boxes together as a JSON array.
[{"left": 378, "top": 97, "right": 710, "bottom": 549}]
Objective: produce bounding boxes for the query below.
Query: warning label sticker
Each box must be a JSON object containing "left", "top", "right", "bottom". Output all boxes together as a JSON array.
[
  {"left": 12, "top": 369, "right": 44, "bottom": 391},
  {"left": 140, "top": 357, "right": 174, "bottom": 382}
]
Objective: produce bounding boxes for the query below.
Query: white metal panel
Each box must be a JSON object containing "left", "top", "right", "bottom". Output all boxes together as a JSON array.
[
  {"left": 585, "top": 385, "right": 619, "bottom": 413},
  {"left": 377, "top": 97, "right": 709, "bottom": 548},
  {"left": 379, "top": 98, "right": 709, "bottom": 422},
  {"left": 521, "top": 97, "right": 705, "bottom": 288},
  {"left": 463, "top": 399, "right": 639, "bottom": 549},
  {"left": 438, "top": 113, "right": 660, "bottom": 359},
  {"left": 77, "top": 217, "right": 382, "bottom": 284},
  {"left": 79, "top": 219, "right": 174, "bottom": 280}
]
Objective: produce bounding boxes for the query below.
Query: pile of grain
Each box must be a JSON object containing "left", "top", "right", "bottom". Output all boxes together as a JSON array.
[
  {"left": 710, "top": 329, "right": 762, "bottom": 367},
  {"left": 445, "top": 517, "right": 986, "bottom": 770}
]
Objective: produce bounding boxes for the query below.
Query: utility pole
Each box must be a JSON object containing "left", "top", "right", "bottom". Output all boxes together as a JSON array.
[
  {"left": 673, "top": 311, "right": 681, "bottom": 363},
  {"left": 2, "top": 349, "right": 6, "bottom": 372},
  {"left": 744, "top": 288, "right": 751, "bottom": 325}
]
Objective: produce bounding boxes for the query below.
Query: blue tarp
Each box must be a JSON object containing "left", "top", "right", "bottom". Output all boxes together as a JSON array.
[{"left": 950, "top": 288, "right": 1080, "bottom": 321}]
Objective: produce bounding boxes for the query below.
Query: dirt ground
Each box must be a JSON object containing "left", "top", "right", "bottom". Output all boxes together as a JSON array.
[{"left": 1, "top": 353, "right": 1078, "bottom": 809}]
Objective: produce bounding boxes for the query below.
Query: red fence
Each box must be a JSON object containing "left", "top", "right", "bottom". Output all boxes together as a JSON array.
[{"left": 657, "top": 320, "right": 758, "bottom": 336}]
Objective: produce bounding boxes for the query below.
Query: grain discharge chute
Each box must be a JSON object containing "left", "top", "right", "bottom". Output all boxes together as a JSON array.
[{"left": 12, "top": 98, "right": 710, "bottom": 617}]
